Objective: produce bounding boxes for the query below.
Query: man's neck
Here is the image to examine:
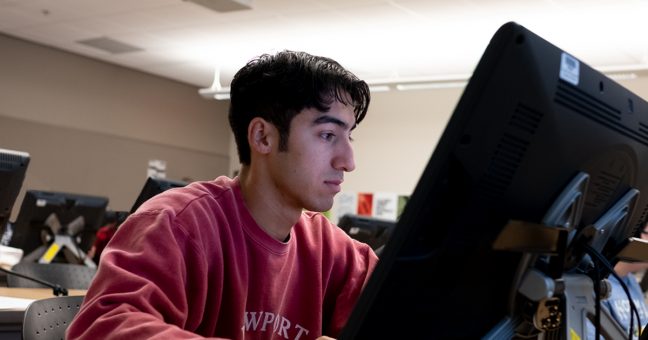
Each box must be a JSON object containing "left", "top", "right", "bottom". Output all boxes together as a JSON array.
[{"left": 238, "top": 166, "right": 301, "bottom": 242}]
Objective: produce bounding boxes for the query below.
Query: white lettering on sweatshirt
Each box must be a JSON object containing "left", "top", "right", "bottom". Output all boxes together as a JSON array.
[{"left": 243, "top": 311, "right": 310, "bottom": 339}]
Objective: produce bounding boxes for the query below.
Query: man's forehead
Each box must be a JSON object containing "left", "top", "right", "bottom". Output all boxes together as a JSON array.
[{"left": 311, "top": 108, "right": 356, "bottom": 129}]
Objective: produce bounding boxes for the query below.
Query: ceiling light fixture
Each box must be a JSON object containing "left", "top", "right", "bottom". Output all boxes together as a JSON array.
[
  {"left": 184, "top": 0, "right": 253, "bottom": 13},
  {"left": 77, "top": 37, "right": 143, "bottom": 54},
  {"left": 198, "top": 67, "right": 231, "bottom": 100}
]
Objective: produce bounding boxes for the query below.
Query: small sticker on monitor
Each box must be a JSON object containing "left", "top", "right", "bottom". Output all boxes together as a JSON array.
[
  {"left": 559, "top": 52, "right": 579, "bottom": 86},
  {"left": 36, "top": 199, "right": 47, "bottom": 207}
]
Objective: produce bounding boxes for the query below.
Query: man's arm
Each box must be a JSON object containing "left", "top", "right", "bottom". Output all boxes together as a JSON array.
[
  {"left": 67, "top": 211, "right": 225, "bottom": 339},
  {"left": 325, "top": 239, "right": 378, "bottom": 337}
]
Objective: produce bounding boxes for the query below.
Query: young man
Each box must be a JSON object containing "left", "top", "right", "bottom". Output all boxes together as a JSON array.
[{"left": 67, "top": 50, "right": 377, "bottom": 340}]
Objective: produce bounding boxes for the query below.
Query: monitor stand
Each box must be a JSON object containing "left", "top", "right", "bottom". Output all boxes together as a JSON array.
[
  {"left": 487, "top": 171, "right": 645, "bottom": 339},
  {"left": 22, "top": 214, "right": 96, "bottom": 268}
]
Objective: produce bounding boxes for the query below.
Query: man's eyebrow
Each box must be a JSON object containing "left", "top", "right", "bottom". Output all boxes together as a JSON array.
[{"left": 313, "top": 115, "right": 355, "bottom": 130}]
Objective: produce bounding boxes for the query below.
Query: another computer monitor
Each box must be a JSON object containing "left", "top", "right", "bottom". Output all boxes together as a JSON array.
[
  {"left": 0, "top": 148, "right": 30, "bottom": 236},
  {"left": 337, "top": 214, "right": 396, "bottom": 250},
  {"left": 130, "top": 177, "right": 187, "bottom": 213},
  {"left": 341, "top": 22, "right": 648, "bottom": 338},
  {"left": 9, "top": 190, "right": 109, "bottom": 257}
]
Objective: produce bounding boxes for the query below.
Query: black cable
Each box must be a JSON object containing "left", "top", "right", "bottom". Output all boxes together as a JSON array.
[
  {"left": 608, "top": 268, "right": 640, "bottom": 339},
  {"left": 0, "top": 265, "right": 68, "bottom": 296},
  {"left": 595, "top": 267, "right": 603, "bottom": 339},
  {"left": 584, "top": 244, "right": 639, "bottom": 340},
  {"left": 588, "top": 252, "right": 603, "bottom": 340}
]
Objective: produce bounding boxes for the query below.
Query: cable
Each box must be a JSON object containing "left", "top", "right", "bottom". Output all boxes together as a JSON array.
[
  {"left": 584, "top": 250, "right": 605, "bottom": 340},
  {"left": 0, "top": 265, "right": 68, "bottom": 296},
  {"left": 592, "top": 260, "right": 603, "bottom": 340},
  {"left": 584, "top": 244, "right": 639, "bottom": 340},
  {"left": 608, "top": 269, "right": 640, "bottom": 340}
]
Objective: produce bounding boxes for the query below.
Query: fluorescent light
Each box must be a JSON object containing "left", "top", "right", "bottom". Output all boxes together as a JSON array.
[
  {"left": 199, "top": 86, "right": 231, "bottom": 100},
  {"left": 199, "top": 67, "right": 231, "bottom": 100},
  {"left": 395, "top": 81, "right": 467, "bottom": 91},
  {"left": 606, "top": 72, "right": 638, "bottom": 80},
  {"left": 369, "top": 85, "right": 391, "bottom": 93},
  {"left": 214, "top": 92, "right": 231, "bottom": 100},
  {"left": 199, "top": 71, "right": 472, "bottom": 99}
]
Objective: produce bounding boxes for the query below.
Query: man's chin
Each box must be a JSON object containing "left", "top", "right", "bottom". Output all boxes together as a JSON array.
[{"left": 305, "top": 200, "right": 334, "bottom": 213}]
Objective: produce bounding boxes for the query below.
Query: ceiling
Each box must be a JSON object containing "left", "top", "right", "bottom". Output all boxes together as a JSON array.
[{"left": 1, "top": 0, "right": 647, "bottom": 97}]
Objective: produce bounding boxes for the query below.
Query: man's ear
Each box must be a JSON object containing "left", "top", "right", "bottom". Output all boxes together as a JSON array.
[{"left": 247, "top": 117, "right": 275, "bottom": 155}]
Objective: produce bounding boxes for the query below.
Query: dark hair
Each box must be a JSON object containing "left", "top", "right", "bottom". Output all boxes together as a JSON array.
[{"left": 228, "top": 50, "right": 371, "bottom": 165}]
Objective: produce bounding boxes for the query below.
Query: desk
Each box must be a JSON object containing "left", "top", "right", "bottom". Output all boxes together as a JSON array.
[{"left": 0, "top": 288, "right": 86, "bottom": 340}]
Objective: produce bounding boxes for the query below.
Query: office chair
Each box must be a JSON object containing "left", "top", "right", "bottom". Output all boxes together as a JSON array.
[
  {"left": 6, "top": 261, "right": 97, "bottom": 290},
  {"left": 22, "top": 295, "right": 84, "bottom": 340}
]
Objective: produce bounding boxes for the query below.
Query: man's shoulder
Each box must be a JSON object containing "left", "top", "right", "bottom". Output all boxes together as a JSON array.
[
  {"left": 296, "top": 211, "right": 379, "bottom": 279},
  {"left": 297, "top": 211, "right": 370, "bottom": 249},
  {"left": 134, "top": 176, "right": 239, "bottom": 216},
  {"left": 119, "top": 177, "right": 244, "bottom": 246},
  {"left": 299, "top": 211, "right": 336, "bottom": 230}
]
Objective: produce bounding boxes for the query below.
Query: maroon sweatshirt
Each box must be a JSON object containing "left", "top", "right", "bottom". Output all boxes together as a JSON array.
[{"left": 68, "top": 176, "right": 377, "bottom": 339}]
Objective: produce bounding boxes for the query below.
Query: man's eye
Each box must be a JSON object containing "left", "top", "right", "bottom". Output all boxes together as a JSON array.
[{"left": 321, "top": 132, "right": 335, "bottom": 141}]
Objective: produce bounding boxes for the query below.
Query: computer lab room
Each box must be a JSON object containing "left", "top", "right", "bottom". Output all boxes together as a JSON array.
[{"left": 2, "top": 1, "right": 648, "bottom": 339}]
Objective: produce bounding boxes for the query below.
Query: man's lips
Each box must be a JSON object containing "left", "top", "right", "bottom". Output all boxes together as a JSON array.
[{"left": 324, "top": 179, "right": 343, "bottom": 192}]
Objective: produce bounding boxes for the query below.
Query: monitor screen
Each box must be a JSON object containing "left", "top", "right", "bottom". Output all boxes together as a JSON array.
[
  {"left": 9, "top": 190, "right": 109, "bottom": 258},
  {"left": 0, "top": 148, "right": 30, "bottom": 238},
  {"left": 130, "top": 177, "right": 187, "bottom": 213},
  {"left": 337, "top": 214, "right": 396, "bottom": 250},
  {"left": 341, "top": 21, "right": 648, "bottom": 338}
]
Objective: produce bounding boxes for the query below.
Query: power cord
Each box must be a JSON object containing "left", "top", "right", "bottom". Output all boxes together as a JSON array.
[
  {"left": 0, "top": 265, "right": 68, "bottom": 296},
  {"left": 584, "top": 244, "right": 639, "bottom": 340}
]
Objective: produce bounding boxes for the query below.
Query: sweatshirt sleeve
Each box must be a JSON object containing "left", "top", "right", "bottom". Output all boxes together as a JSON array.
[
  {"left": 66, "top": 210, "right": 227, "bottom": 340},
  {"left": 325, "top": 237, "right": 379, "bottom": 337}
]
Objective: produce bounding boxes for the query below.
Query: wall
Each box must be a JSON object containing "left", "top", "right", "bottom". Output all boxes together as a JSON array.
[
  {"left": 345, "top": 87, "right": 462, "bottom": 196},
  {"left": 0, "top": 34, "right": 231, "bottom": 214}
]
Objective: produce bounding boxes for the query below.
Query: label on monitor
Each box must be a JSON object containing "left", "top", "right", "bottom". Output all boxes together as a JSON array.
[{"left": 559, "top": 52, "right": 579, "bottom": 86}]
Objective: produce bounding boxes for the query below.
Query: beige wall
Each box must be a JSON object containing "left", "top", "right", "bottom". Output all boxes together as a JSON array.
[
  {"left": 0, "top": 34, "right": 231, "bottom": 214},
  {"left": 344, "top": 87, "right": 461, "bottom": 196}
]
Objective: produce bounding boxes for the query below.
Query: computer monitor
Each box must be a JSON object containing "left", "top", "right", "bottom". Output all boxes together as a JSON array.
[
  {"left": 341, "top": 22, "right": 648, "bottom": 338},
  {"left": 9, "top": 190, "right": 109, "bottom": 258},
  {"left": 130, "top": 177, "right": 187, "bottom": 213},
  {"left": 0, "top": 148, "right": 30, "bottom": 237},
  {"left": 337, "top": 214, "right": 396, "bottom": 250}
]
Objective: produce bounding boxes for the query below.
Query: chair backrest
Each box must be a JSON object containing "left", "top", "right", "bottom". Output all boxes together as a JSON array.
[
  {"left": 22, "top": 295, "right": 84, "bottom": 340},
  {"left": 7, "top": 261, "right": 96, "bottom": 290}
]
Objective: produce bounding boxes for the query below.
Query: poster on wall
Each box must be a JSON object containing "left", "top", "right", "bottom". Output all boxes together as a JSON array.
[
  {"left": 333, "top": 192, "right": 357, "bottom": 222},
  {"left": 148, "top": 159, "right": 167, "bottom": 179},
  {"left": 330, "top": 192, "right": 410, "bottom": 223},
  {"left": 372, "top": 192, "right": 398, "bottom": 220},
  {"left": 357, "top": 193, "right": 374, "bottom": 216},
  {"left": 397, "top": 195, "right": 410, "bottom": 219}
]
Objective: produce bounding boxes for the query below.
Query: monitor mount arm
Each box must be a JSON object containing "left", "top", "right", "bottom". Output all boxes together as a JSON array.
[
  {"left": 22, "top": 213, "right": 96, "bottom": 268},
  {"left": 487, "top": 171, "right": 646, "bottom": 339}
]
